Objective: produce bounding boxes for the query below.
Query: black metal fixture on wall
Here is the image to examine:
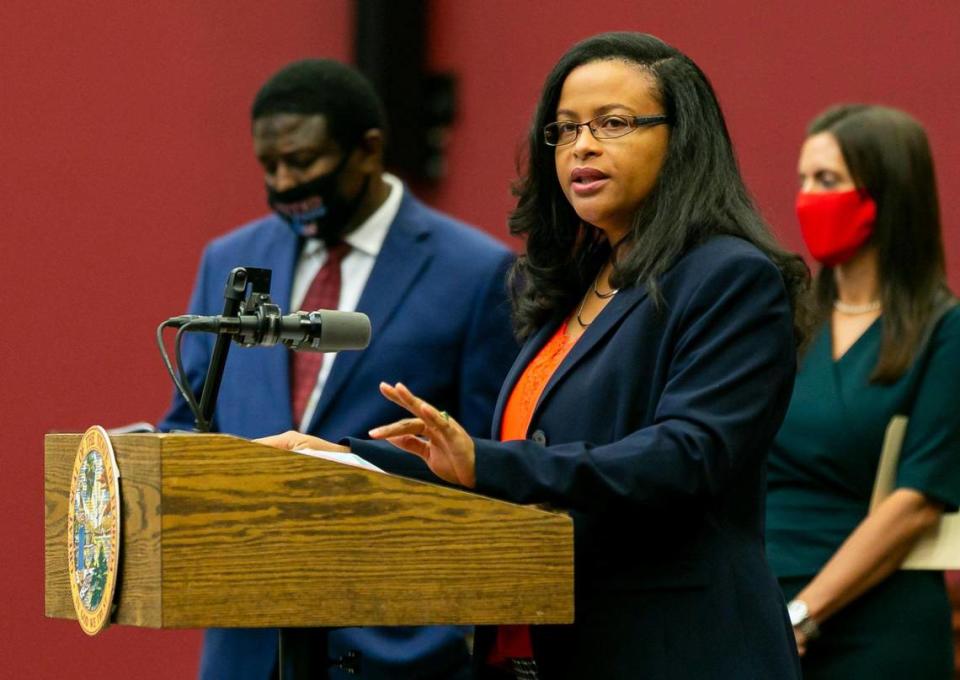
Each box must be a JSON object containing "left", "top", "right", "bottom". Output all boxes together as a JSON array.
[{"left": 355, "top": 0, "right": 457, "bottom": 183}]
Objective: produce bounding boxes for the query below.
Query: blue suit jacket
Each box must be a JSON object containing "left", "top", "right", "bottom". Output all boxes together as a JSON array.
[
  {"left": 160, "top": 191, "right": 518, "bottom": 679},
  {"left": 357, "top": 236, "right": 802, "bottom": 679}
]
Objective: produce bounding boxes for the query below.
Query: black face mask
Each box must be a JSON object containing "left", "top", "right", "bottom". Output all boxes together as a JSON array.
[{"left": 266, "top": 153, "right": 367, "bottom": 242}]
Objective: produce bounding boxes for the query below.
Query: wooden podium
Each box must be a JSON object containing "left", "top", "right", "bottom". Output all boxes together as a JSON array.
[{"left": 44, "top": 433, "right": 573, "bottom": 629}]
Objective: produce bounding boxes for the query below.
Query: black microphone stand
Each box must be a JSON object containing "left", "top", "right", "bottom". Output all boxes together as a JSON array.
[
  {"left": 194, "top": 267, "right": 272, "bottom": 433},
  {"left": 169, "top": 267, "right": 360, "bottom": 680},
  {"left": 189, "top": 267, "right": 350, "bottom": 677}
]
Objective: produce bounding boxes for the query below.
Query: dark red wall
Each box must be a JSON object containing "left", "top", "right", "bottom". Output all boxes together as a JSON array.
[
  {"left": 2, "top": 2, "right": 351, "bottom": 677},
  {"left": 424, "top": 1, "right": 960, "bottom": 276},
  {"left": 3, "top": 1, "right": 957, "bottom": 677}
]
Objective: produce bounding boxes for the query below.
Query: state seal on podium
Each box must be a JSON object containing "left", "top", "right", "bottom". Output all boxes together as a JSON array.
[{"left": 66, "top": 426, "right": 121, "bottom": 635}]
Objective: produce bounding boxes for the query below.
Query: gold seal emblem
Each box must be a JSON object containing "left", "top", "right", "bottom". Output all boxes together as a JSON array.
[{"left": 67, "top": 426, "right": 121, "bottom": 635}]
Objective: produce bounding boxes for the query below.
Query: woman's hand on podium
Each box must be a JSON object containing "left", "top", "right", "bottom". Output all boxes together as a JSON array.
[
  {"left": 256, "top": 431, "right": 350, "bottom": 453},
  {"left": 369, "top": 382, "right": 476, "bottom": 488}
]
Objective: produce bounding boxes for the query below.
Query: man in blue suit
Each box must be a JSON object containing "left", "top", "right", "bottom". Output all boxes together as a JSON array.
[{"left": 160, "top": 59, "right": 517, "bottom": 679}]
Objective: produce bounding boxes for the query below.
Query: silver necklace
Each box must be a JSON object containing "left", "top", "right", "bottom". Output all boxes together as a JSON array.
[
  {"left": 834, "top": 299, "right": 882, "bottom": 315},
  {"left": 577, "top": 272, "right": 619, "bottom": 327}
]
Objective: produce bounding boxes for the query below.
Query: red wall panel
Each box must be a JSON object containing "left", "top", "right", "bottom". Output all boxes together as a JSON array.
[
  {"left": 425, "top": 0, "right": 960, "bottom": 284},
  {"left": 1, "top": 2, "right": 350, "bottom": 677}
]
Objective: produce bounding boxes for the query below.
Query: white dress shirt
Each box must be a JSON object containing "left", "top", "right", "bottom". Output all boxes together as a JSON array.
[{"left": 289, "top": 172, "right": 403, "bottom": 430}]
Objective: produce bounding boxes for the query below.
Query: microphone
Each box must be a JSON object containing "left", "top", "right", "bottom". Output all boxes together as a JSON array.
[{"left": 173, "top": 308, "right": 371, "bottom": 352}]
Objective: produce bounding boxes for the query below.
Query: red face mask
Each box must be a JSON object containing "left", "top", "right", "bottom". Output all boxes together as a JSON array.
[{"left": 795, "top": 189, "right": 877, "bottom": 266}]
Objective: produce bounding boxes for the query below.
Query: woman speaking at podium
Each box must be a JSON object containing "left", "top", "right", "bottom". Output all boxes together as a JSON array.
[{"left": 264, "top": 32, "right": 809, "bottom": 679}]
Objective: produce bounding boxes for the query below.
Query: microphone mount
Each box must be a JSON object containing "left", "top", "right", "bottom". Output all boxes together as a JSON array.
[
  {"left": 196, "top": 266, "right": 269, "bottom": 432},
  {"left": 156, "top": 266, "right": 370, "bottom": 433}
]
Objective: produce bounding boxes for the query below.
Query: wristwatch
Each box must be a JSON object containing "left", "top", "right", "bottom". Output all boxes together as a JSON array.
[{"left": 787, "top": 599, "right": 820, "bottom": 640}]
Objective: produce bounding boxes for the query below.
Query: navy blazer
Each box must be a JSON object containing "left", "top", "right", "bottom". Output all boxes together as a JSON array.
[
  {"left": 160, "top": 190, "right": 518, "bottom": 680},
  {"left": 359, "top": 236, "right": 802, "bottom": 679},
  {"left": 480, "top": 236, "right": 799, "bottom": 679}
]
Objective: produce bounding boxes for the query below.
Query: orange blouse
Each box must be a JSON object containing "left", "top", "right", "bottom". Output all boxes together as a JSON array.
[
  {"left": 500, "top": 321, "right": 578, "bottom": 441},
  {"left": 489, "top": 320, "right": 579, "bottom": 666}
]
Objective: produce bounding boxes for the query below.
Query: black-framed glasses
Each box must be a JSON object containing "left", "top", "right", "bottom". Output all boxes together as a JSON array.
[{"left": 543, "top": 114, "right": 670, "bottom": 146}]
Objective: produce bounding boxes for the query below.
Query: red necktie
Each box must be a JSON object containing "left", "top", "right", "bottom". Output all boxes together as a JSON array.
[{"left": 290, "top": 242, "right": 350, "bottom": 428}]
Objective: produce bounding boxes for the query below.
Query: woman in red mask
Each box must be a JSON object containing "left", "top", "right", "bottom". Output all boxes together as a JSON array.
[{"left": 766, "top": 104, "right": 960, "bottom": 678}]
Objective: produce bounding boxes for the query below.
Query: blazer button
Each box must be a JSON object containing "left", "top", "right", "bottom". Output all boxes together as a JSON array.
[{"left": 531, "top": 429, "right": 547, "bottom": 446}]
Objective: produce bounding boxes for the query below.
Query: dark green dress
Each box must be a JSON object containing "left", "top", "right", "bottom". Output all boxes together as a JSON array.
[{"left": 766, "top": 306, "right": 960, "bottom": 679}]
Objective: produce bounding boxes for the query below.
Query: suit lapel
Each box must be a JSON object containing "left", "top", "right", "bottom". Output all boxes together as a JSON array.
[
  {"left": 529, "top": 285, "right": 650, "bottom": 431},
  {"left": 246, "top": 220, "right": 299, "bottom": 427},
  {"left": 307, "top": 195, "right": 432, "bottom": 428},
  {"left": 261, "top": 221, "right": 299, "bottom": 312},
  {"left": 491, "top": 285, "right": 651, "bottom": 439}
]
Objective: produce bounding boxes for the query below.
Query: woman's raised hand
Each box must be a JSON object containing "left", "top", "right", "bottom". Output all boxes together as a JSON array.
[
  {"left": 369, "top": 382, "right": 477, "bottom": 488},
  {"left": 256, "top": 430, "right": 350, "bottom": 453}
]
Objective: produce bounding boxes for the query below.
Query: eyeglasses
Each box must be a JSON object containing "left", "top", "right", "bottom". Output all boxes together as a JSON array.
[{"left": 543, "top": 114, "right": 670, "bottom": 146}]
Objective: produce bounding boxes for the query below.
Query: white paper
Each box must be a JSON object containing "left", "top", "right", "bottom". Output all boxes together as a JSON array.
[
  {"left": 107, "top": 421, "right": 157, "bottom": 434},
  {"left": 293, "top": 447, "right": 386, "bottom": 474}
]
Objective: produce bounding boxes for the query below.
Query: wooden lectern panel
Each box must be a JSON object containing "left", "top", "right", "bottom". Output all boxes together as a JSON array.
[{"left": 45, "top": 433, "right": 573, "bottom": 629}]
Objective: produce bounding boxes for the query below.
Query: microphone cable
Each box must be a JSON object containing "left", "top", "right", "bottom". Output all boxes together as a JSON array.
[{"left": 155, "top": 316, "right": 205, "bottom": 429}]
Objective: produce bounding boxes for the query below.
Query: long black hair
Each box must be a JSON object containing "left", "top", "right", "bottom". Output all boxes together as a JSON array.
[
  {"left": 508, "top": 32, "right": 809, "bottom": 341},
  {"left": 807, "top": 104, "right": 951, "bottom": 383}
]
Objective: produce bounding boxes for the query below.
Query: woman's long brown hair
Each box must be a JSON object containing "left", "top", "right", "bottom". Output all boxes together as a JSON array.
[{"left": 808, "top": 104, "right": 950, "bottom": 383}]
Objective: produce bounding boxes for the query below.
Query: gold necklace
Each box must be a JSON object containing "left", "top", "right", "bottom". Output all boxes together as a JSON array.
[
  {"left": 593, "top": 275, "right": 619, "bottom": 299},
  {"left": 575, "top": 295, "right": 593, "bottom": 327},
  {"left": 577, "top": 271, "right": 619, "bottom": 327}
]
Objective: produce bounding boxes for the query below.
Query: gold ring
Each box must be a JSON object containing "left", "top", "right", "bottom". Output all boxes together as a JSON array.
[{"left": 439, "top": 410, "right": 450, "bottom": 422}]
